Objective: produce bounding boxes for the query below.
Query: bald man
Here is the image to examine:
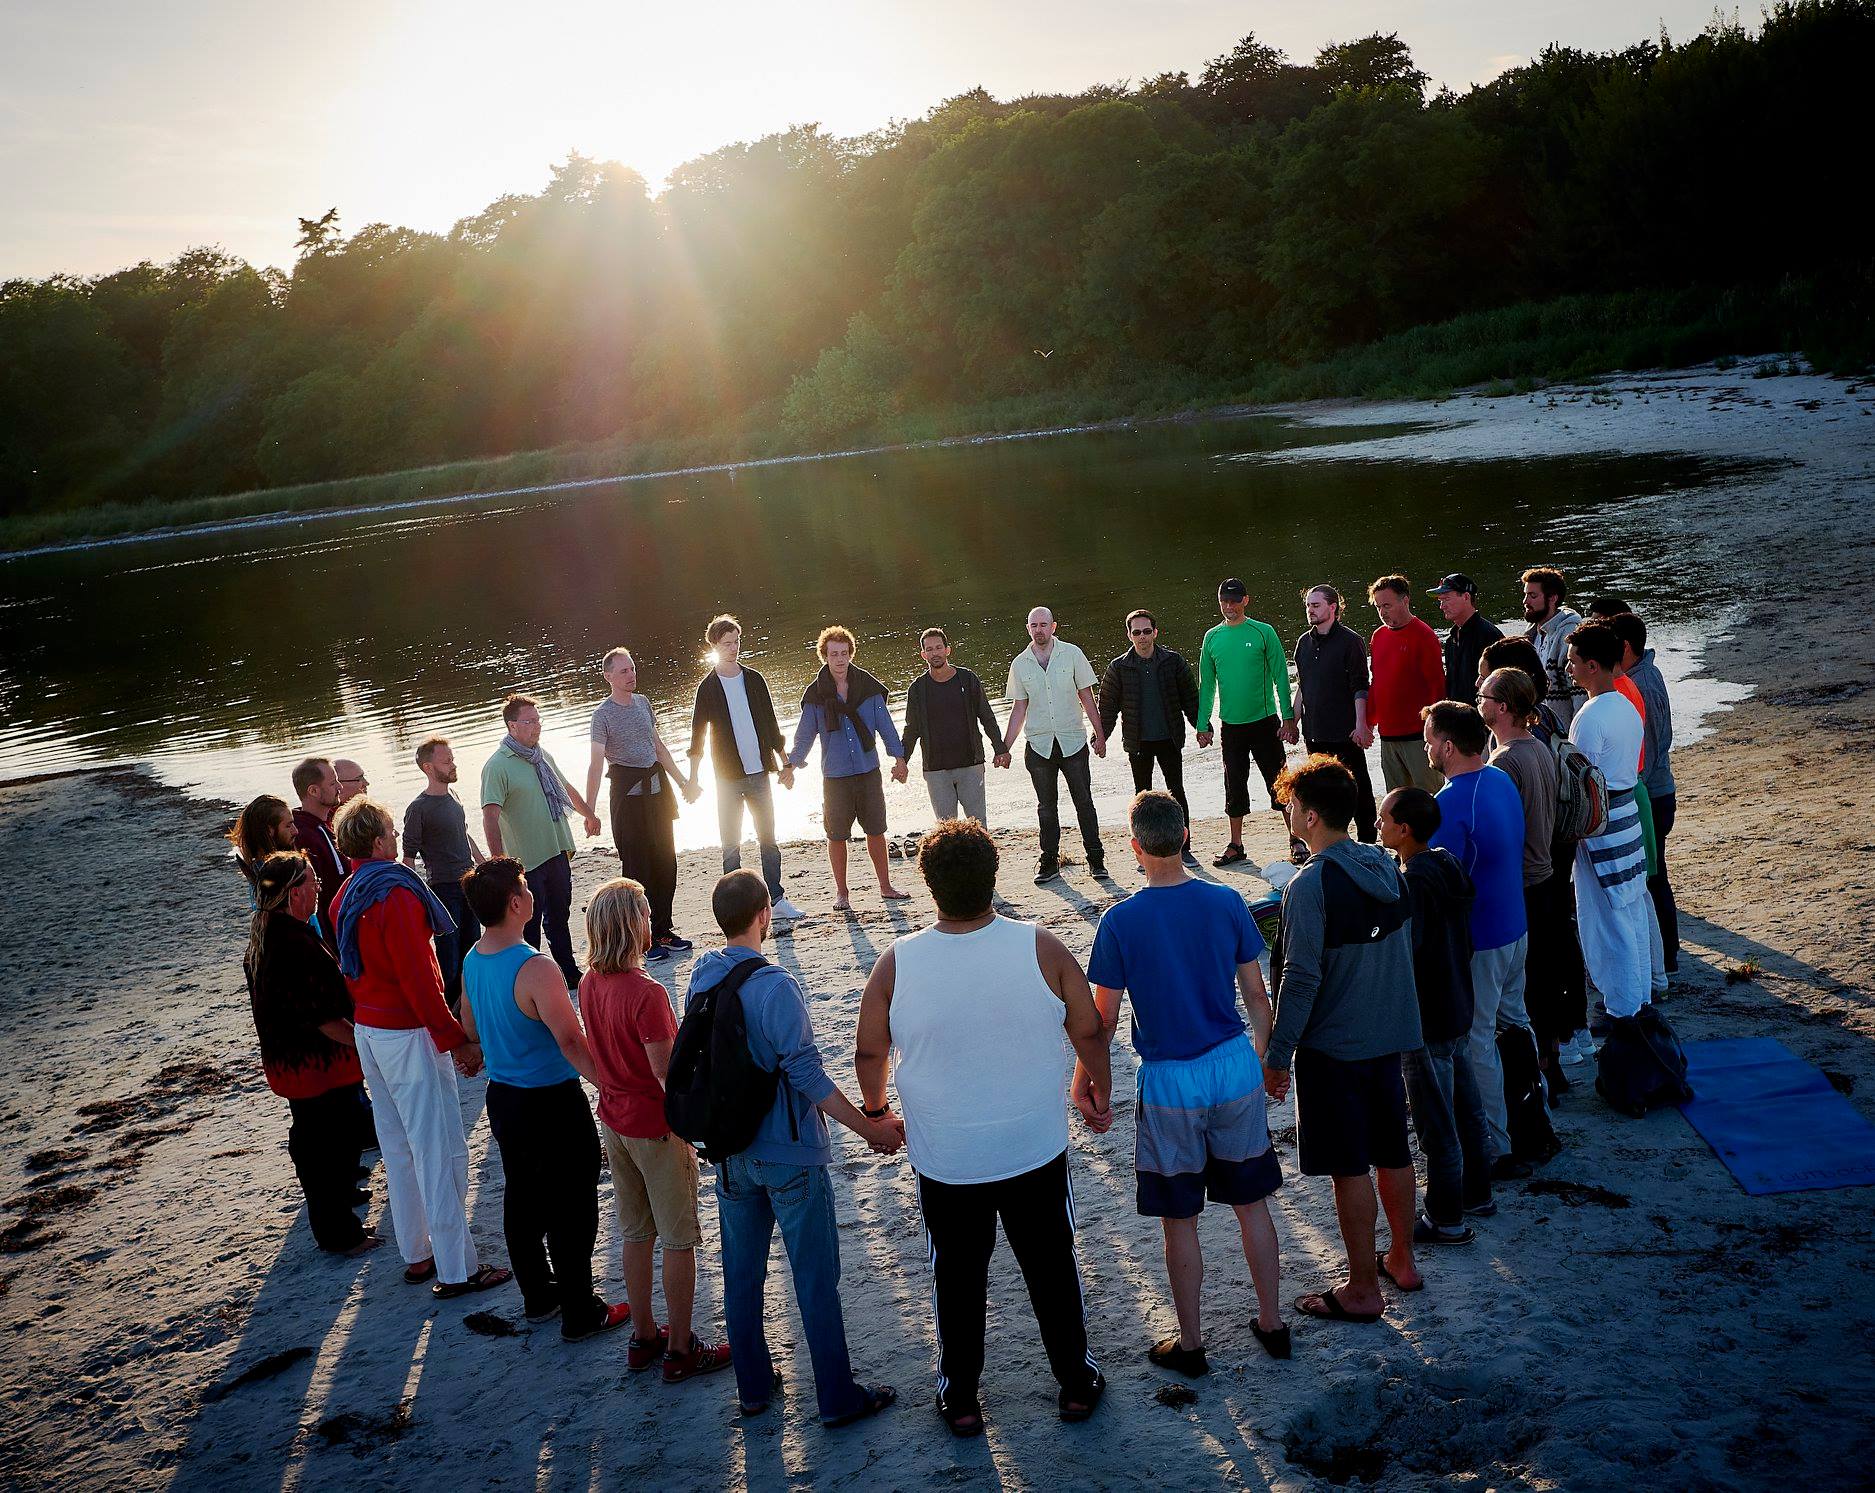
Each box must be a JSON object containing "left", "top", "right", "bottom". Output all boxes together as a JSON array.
[
  {"left": 1005, "top": 607, "right": 1109, "bottom": 884},
  {"left": 334, "top": 759, "right": 370, "bottom": 805}
]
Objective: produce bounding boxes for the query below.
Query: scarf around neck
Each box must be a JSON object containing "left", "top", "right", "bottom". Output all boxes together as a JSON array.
[{"left": 502, "top": 732, "right": 572, "bottom": 822}]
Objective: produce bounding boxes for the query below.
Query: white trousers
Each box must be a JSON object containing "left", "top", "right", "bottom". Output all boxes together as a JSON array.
[
  {"left": 1574, "top": 852, "right": 1652, "bottom": 1019},
  {"left": 1468, "top": 934, "right": 1530, "bottom": 1160},
  {"left": 355, "top": 1025, "right": 479, "bottom": 1284}
]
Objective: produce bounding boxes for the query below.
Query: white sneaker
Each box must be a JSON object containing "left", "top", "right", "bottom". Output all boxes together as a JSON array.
[{"left": 771, "top": 896, "right": 804, "bottom": 921}]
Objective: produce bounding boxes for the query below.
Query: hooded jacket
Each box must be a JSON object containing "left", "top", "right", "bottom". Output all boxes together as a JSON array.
[
  {"left": 1402, "top": 847, "right": 1476, "bottom": 1043},
  {"left": 1268, "top": 838, "right": 1422, "bottom": 1068}
]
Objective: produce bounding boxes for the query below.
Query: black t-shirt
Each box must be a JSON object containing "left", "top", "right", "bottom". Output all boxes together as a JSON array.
[
  {"left": 1444, "top": 612, "right": 1505, "bottom": 703},
  {"left": 1293, "top": 623, "right": 1370, "bottom": 744},
  {"left": 904, "top": 668, "right": 1003, "bottom": 772}
]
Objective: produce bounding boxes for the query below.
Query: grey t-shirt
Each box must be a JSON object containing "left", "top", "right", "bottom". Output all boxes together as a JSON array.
[
  {"left": 1489, "top": 735, "right": 1557, "bottom": 885},
  {"left": 591, "top": 695, "right": 662, "bottom": 794},
  {"left": 403, "top": 790, "right": 475, "bottom": 886}
]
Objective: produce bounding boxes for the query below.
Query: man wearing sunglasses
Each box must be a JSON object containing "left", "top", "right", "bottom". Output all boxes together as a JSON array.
[{"left": 1098, "top": 610, "right": 1200, "bottom": 867}]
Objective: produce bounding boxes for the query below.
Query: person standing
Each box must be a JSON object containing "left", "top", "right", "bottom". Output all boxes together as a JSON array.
[
  {"left": 1077, "top": 791, "right": 1290, "bottom": 1373},
  {"left": 579, "top": 878, "right": 733, "bottom": 1382},
  {"left": 1097, "top": 610, "right": 1200, "bottom": 865},
  {"left": 290, "top": 756, "right": 349, "bottom": 944},
  {"left": 1520, "top": 568, "right": 1586, "bottom": 730},
  {"left": 1195, "top": 579, "right": 1296, "bottom": 867},
  {"left": 691, "top": 871, "right": 901, "bottom": 1427},
  {"left": 1565, "top": 623, "right": 1652, "bottom": 1021},
  {"left": 481, "top": 694, "right": 602, "bottom": 991},
  {"left": 243, "top": 850, "right": 379, "bottom": 1256},
  {"left": 1377, "top": 789, "right": 1493, "bottom": 1241},
  {"left": 1615, "top": 612, "right": 1679, "bottom": 973},
  {"left": 331, "top": 797, "right": 511, "bottom": 1299},
  {"left": 1431, "top": 574, "right": 1504, "bottom": 704},
  {"left": 334, "top": 759, "right": 370, "bottom": 806},
  {"left": 1365, "top": 577, "right": 1446, "bottom": 795},
  {"left": 402, "top": 736, "right": 485, "bottom": 1012},
  {"left": 459, "top": 857, "right": 630, "bottom": 1341},
  {"left": 894, "top": 627, "right": 1009, "bottom": 827},
  {"left": 856, "top": 819, "right": 1110, "bottom": 1432},
  {"left": 1292, "top": 584, "right": 1377, "bottom": 843},
  {"left": 786, "top": 626, "right": 909, "bottom": 910},
  {"left": 585, "top": 648, "right": 701, "bottom": 962},
  {"left": 1421, "top": 702, "right": 1532, "bottom": 1176},
  {"left": 687, "top": 615, "right": 803, "bottom": 924},
  {"left": 1005, "top": 607, "right": 1108, "bottom": 884},
  {"left": 1263, "top": 756, "right": 1424, "bottom": 1322},
  {"left": 229, "top": 793, "right": 298, "bottom": 905}
]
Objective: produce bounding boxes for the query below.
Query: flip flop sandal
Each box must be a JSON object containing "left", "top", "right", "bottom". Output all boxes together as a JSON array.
[
  {"left": 433, "top": 1264, "right": 512, "bottom": 1299},
  {"left": 1147, "top": 1337, "right": 1208, "bottom": 1378},
  {"left": 1251, "top": 1322, "right": 1292, "bottom": 1360},
  {"left": 1058, "top": 1373, "right": 1105, "bottom": 1422},
  {"left": 1294, "top": 1288, "right": 1382, "bottom": 1324},
  {"left": 936, "top": 1397, "right": 985, "bottom": 1438},
  {"left": 402, "top": 1259, "right": 436, "bottom": 1285},
  {"left": 823, "top": 1384, "right": 896, "bottom": 1430},
  {"left": 1376, "top": 1254, "right": 1425, "bottom": 1292}
]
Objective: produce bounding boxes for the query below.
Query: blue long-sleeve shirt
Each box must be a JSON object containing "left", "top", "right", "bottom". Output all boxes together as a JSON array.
[
  {"left": 1429, "top": 764, "right": 1528, "bottom": 952},
  {"left": 787, "top": 693, "right": 903, "bottom": 779},
  {"left": 686, "top": 946, "right": 836, "bottom": 1167}
]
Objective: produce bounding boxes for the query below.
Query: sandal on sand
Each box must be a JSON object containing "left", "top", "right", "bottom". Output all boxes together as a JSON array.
[
  {"left": 402, "top": 1259, "right": 436, "bottom": 1285},
  {"left": 823, "top": 1384, "right": 896, "bottom": 1429},
  {"left": 433, "top": 1264, "right": 512, "bottom": 1299},
  {"left": 937, "top": 1396, "right": 984, "bottom": 1438},
  {"left": 1147, "top": 1337, "right": 1208, "bottom": 1378},
  {"left": 1212, "top": 844, "right": 1248, "bottom": 867},
  {"left": 1058, "top": 1373, "right": 1105, "bottom": 1422},
  {"left": 1295, "top": 1288, "right": 1381, "bottom": 1324},
  {"left": 1376, "top": 1254, "right": 1424, "bottom": 1292},
  {"left": 1252, "top": 1322, "right": 1292, "bottom": 1360}
]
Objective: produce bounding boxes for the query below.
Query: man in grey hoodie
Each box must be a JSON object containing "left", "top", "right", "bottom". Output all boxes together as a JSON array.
[{"left": 1264, "top": 755, "right": 1425, "bottom": 1322}]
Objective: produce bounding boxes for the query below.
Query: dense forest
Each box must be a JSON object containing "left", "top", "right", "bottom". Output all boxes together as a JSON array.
[{"left": 2, "top": 0, "right": 1871, "bottom": 526}]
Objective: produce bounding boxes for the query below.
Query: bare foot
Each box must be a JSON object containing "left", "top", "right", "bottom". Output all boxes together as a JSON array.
[
  {"left": 880, "top": 885, "right": 911, "bottom": 901},
  {"left": 832, "top": 893, "right": 853, "bottom": 912},
  {"left": 344, "top": 1233, "right": 385, "bottom": 1257},
  {"left": 1379, "top": 1245, "right": 1422, "bottom": 1291}
]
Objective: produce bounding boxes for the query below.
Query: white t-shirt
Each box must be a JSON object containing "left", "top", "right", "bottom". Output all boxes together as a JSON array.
[
  {"left": 719, "top": 670, "right": 765, "bottom": 777},
  {"left": 1569, "top": 690, "right": 1643, "bottom": 791}
]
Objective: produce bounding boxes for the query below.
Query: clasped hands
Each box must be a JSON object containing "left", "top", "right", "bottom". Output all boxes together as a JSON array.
[
  {"left": 863, "top": 1107, "right": 906, "bottom": 1155},
  {"left": 1071, "top": 1073, "right": 1114, "bottom": 1134}
]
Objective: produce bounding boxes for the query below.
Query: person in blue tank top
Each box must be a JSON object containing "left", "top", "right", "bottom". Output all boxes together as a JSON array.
[
  {"left": 461, "top": 857, "right": 629, "bottom": 1341},
  {"left": 1421, "top": 701, "right": 1535, "bottom": 1177}
]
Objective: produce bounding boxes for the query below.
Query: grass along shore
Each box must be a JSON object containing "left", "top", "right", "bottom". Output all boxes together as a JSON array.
[{"left": 3, "top": 280, "right": 1857, "bottom": 557}]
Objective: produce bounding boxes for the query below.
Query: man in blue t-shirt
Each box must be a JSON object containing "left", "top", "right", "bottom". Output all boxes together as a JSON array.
[
  {"left": 1074, "top": 791, "right": 1290, "bottom": 1374},
  {"left": 1421, "top": 701, "right": 1534, "bottom": 1176}
]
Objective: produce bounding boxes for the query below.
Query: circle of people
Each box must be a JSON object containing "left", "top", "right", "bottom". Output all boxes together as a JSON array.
[{"left": 229, "top": 565, "right": 1679, "bottom": 1432}]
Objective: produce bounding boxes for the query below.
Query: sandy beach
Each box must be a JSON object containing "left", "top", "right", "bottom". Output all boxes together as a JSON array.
[{"left": 3, "top": 364, "right": 1873, "bottom": 1491}]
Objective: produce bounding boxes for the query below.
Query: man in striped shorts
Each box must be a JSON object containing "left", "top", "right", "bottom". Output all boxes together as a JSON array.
[{"left": 1075, "top": 791, "right": 1290, "bottom": 1373}]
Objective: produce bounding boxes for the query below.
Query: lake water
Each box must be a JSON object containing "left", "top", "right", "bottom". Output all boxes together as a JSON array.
[{"left": 0, "top": 414, "right": 1761, "bottom": 856}]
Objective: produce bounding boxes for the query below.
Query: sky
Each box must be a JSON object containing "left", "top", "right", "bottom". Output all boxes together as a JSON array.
[{"left": 4, "top": 0, "right": 1733, "bottom": 281}]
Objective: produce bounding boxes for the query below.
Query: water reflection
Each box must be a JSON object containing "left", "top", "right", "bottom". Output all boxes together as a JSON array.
[{"left": 0, "top": 414, "right": 1764, "bottom": 852}]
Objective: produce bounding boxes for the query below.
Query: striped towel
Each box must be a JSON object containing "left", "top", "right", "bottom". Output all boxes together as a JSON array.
[{"left": 1584, "top": 787, "right": 1647, "bottom": 897}]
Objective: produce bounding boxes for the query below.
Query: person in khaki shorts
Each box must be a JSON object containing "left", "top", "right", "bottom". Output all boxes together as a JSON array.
[{"left": 578, "top": 879, "right": 732, "bottom": 1384}]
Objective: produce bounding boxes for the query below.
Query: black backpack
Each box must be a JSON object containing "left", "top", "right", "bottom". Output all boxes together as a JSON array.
[
  {"left": 664, "top": 958, "right": 782, "bottom": 1162},
  {"left": 1496, "top": 1024, "right": 1562, "bottom": 1163},
  {"left": 1595, "top": 1005, "right": 1693, "bottom": 1117}
]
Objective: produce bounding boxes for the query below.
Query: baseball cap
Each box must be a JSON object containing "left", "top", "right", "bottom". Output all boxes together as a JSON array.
[
  {"left": 1430, "top": 573, "right": 1477, "bottom": 596},
  {"left": 1218, "top": 577, "right": 1248, "bottom": 600}
]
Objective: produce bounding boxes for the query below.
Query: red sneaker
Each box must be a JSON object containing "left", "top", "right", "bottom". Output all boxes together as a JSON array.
[
  {"left": 662, "top": 1336, "right": 733, "bottom": 1384},
  {"left": 627, "top": 1323, "right": 669, "bottom": 1370},
  {"left": 563, "top": 1301, "right": 632, "bottom": 1344}
]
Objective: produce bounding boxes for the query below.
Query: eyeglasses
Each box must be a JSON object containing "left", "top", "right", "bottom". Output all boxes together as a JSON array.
[{"left": 340, "top": 774, "right": 368, "bottom": 786}]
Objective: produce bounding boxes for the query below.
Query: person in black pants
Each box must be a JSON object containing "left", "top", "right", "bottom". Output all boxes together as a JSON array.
[
  {"left": 1097, "top": 608, "right": 1200, "bottom": 864},
  {"left": 1292, "top": 585, "right": 1379, "bottom": 842}
]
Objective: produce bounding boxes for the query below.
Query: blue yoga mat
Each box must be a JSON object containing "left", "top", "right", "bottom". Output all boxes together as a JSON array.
[{"left": 1679, "top": 1037, "right": 1875, "bottom": 1195}]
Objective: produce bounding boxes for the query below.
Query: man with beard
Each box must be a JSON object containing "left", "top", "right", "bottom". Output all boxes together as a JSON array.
[
  {"left": 291, "top": 756, "right": 349, "bottom": 946},
  {"left": 1519, "top": 568, "right": 1585, "bottom": 730},
  {"left": 403, "top": 736, "right": 487, "bottom": 1011},
  {"left": 1292, "top": 585, "right": 1377, "bottom": 842}
]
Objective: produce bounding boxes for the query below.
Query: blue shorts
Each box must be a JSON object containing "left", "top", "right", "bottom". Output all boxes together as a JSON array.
[{"left": 1135, "top": 1033, "right": 1282, "bottom": 1219}]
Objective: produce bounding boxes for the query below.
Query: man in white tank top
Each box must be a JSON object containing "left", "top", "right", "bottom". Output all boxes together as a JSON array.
[{"left": 855, "top": 819, "right": 1112, "bottom": 1435}]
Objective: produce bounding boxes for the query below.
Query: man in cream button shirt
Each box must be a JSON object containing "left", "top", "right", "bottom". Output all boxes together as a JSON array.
[{"left": 1005, "top": 606, "right": 1109, "bottom": 885}]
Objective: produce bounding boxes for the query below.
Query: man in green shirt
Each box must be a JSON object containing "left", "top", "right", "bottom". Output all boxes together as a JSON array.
[
  {"left": 1195, "top": 578, "right": 1297, "bottom": 866},
  {"left": 480, "top": 693, "right": 602, "bottom": 989}
]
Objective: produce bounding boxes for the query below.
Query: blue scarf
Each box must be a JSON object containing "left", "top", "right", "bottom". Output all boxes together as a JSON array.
[
  {"left": 335, "top": 858, "right": 455, "bottom": 980},
  {"left": 502, "top": 733, "right": 572, "bottom": 823}
]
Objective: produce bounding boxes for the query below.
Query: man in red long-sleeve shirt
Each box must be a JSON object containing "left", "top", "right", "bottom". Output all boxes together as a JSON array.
[
  {"left": 1365, "top": 576, "right": 1446, "bottom": 795},
  {"left": 333, "top": 796, "right": 511, "bottom": 1300}
]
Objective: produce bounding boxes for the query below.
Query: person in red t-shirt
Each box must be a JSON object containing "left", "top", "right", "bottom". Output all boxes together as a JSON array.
[
  {"left": 1365, "top": 575, "right": 1447, "bottom": 796},
  {"left": 580, "top": 878, "right": 732, "bottom": 1384},
  {"left": 244, "top": 850, "right": 380, "bottom": 1256}
]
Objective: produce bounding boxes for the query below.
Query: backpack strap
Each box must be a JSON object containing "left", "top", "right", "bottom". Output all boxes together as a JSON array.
[{"left": 709, "top": 955, "right": 770, "bottom": 1002}]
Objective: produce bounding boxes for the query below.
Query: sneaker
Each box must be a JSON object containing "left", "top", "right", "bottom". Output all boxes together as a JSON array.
[
  {"left": 662, "top": 1334, "right": 734, "bottom": 1383},
  {"left": 1034, "top": 859, "right": 1061, "bottom": 885},
  {"left": 1180, "top": 848, "right": 1200, "bottom": 867},
  {"left": 1490, "top": 1155, "right": 1534, "bottom": 1182},
  {"left": 771, "top": 896, "right": 804, "bottom": 921},
  {"left": 524, "top": 1301, "right": 561, "bottom": 1324},
  {"left": 563, "top": 1300, "right": 632, "bottom": 1343},
  {"left": 1463, "top": 1197, "right": 1498, "bottom": 1218},
  {"left": 658, "top": 934, "right": 694, "bottom": 953},
  {"left": 627, "top": 1323, "right": 670, "bottom": 1370},
  {"left": 644, "top": 942, "right": 670, "bottom": 964},
  {"left": 1087, "top": 860, "right": 1109, "bottom": 881}
]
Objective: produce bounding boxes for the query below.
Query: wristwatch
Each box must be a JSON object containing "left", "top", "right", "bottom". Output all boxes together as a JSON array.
[{"left": 861, "top": 1103, "right": 891, "bottom": 1119}]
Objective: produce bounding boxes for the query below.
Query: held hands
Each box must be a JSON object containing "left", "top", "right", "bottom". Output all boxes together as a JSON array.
[
  {"left": 1196, "top": 730, "right": 1214, "bottom": 750},
  {"left": 1072, "top": 1075, "right": 1114, "bottom": 1133},
  {"left": 681, "top": 776, "right": 702, "bottom": 805},
  {"left": 890, "top": 759, "right": 909, "bottom": 785},
  {"left": 454, "top": 1041, "right": 484, "bottom": 1078},
  {"left": 1091, "top": 733, "right": 1107, "bottom": 759},
  {"left": 992, "top": 751, "right": 1011, "bottom": 769},
  {"left": 582, "top": 813, "right": 602, "bottom": 838},
  {"left": 864, "top": 1110, "right": 905, "bottom": 1155},
  {"left": 1262, "top": 1062, "right": 1291, "bottom": 1103},
  {"left": 1279, "top": 721, "right": 1299, "bottom": 746},
  {"left": 1352, "top": 724, "right": 1375, "bottom": 750},
  {"left": 778, "top": 763, "right": 796, "bottom": 791}
]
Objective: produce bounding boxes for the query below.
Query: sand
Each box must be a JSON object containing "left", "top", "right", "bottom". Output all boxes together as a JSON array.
[{"left": 2, "top": 363, "right": 1873, "bottom": 1491}]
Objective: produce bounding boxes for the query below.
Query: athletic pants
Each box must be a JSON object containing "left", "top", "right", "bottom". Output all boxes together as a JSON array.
[
  {"left": 1220, "top": 716, "right": 1285, "bottom": 818},
  {"left": 1648, "top": 792, "right": 1679, "bottom": 972}
]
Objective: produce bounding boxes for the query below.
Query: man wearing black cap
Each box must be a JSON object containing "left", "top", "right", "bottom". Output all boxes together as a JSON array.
[
  {"left": 1195, "top": 578, "right": 1296, "bottom": 866},
  {"left": 1432, "top": 575, "right": 1504, "bottom": 705}
]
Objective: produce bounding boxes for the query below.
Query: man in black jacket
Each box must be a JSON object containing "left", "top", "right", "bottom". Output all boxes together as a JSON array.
[
  {"left": 688, "top": 615, "right": 803, "bottom": 924},
  {"left": 891, "top": 627, "right": 1009, "bottom": 825},
  {"left": 1293, "top": 585, "right": 1378, "bottom": 843},
  {"left": 1432, "top": 573, "right": 1504, "bottom": 705},
  {"left": 1097, "top": 610, "right": 1200, "bottom": 866}
]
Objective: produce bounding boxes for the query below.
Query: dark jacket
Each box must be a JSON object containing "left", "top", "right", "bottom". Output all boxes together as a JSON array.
[
  {"left": 1402, "top": 847, "right": 1476, "bottom": 1044},
  {"left": 689, "top": 666, "right": 785, "bottom": 780},
  {"left": 1293, "top": 622, "right": 1370, "bottom": 745},
  {"left": 902, "top": 667, "right": 1006, "bottom": 772},
  {"left": 1444, "top": 611, "right": 1505, "bottom": 703},
  {"left": 1098, "top": 646, "right": 1199, "bottom": 755},
  {"left": 290, "top": 807, "right": 349, "bottom": 949}
]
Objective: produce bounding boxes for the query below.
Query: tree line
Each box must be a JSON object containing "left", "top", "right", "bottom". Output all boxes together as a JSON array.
[{"left": 2, "top": 0, "right": 1871, "bottom": 519}]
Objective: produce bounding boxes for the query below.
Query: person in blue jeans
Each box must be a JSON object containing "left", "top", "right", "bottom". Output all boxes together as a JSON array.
[{"left": 687, "top": 870, "right": 903, "bottom": 1426}]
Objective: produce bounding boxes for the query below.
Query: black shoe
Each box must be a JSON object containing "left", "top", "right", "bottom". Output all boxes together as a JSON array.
[
  {"left": 1251, "top": 1321, "right": 1292, "bottom": 1360},
  {"left": 1463, "top": 1197, "right": 1498, "bottom": 1218},
  {"left": 1147, "top": 1337, "right": 1208, "bottom": 1377},
  {"left": 1180, "top": 848, "right": 1201, "bottom": 867},
  {"left": 349, "top": 1189, "right": 370, "bottom": 1209},
  {"left": 1087, "top": 860, "right": 1109, "bottom": 881},
  {"left": 1034, "top": 859, "right": 1061, "bottom": 885},
  {"left": 1490, "top": 1155, "right": 1534, "bottom": 1182}
]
